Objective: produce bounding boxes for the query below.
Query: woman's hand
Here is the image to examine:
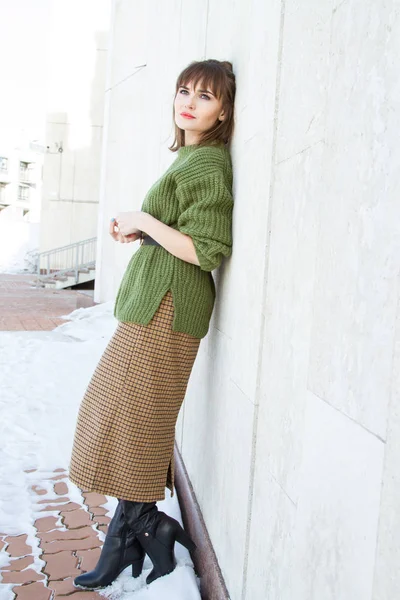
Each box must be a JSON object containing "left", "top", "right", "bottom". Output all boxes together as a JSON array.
[
  {"left": 115, "top": 211, "right": 144, "bottom": 236},
  {"left": 109, "top": 218, "right": 141, "bottom": 243}
]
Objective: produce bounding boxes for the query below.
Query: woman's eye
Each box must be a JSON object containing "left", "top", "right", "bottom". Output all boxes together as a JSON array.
[{"left": 179, "top": 89, "right": 210, "bottom": 100}]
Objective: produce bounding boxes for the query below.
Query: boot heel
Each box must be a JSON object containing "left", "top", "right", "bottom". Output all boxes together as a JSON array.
[
  {"left": 131, "top": 556, "right": 145, "bottom": 578},
  {"left": 174, "top": 523, "right": 197, "bottom": 553}
]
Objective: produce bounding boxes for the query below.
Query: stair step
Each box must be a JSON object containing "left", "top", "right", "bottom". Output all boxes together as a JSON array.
[
  {"left": 30, "top": 281, "right": 45, "bottom": 288},
  {"left": 31, "top": 265, "right": 96, "bottom": 289}
]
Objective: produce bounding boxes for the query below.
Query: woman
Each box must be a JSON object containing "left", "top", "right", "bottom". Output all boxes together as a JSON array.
[{"left": 69, "top": 58, "right": 236, "bottom": 589}]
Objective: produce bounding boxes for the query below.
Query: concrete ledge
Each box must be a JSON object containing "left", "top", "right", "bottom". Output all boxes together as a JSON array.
[{"left": 174, "top": 442, "right": 230, "bottom": 600}]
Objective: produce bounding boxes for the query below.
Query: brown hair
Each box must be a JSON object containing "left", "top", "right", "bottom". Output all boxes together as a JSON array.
[{"left": 169, "top": 59, "right": 236, "bottom": 152}]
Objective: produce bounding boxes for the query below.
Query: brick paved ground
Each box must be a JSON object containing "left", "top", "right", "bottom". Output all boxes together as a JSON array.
[
  {"left": 0, "top": 274, "right": 95, "bottom": 331},
  {"left": 1, "top": 468, "right": 107, "bottom": 599},
  {"left": 0, "top": 273, "right": 103, "bottom": 598}
]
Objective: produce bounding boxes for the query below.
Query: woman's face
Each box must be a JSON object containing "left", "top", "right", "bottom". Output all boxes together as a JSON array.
[{"left": 174, "top": 80, "right": 225, "bottom": 144}]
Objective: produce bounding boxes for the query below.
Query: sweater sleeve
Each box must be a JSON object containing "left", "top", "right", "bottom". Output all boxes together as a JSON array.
[{"left": 176, "top": 168, "right": 234, "bottom": 272}]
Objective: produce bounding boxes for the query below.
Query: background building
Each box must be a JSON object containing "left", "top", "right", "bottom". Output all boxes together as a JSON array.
[
  {"left": 0, "top": 140, "right": 42, "bottom": 272},
  {"left": 39, "top": 0, "right": 111, "bottom": 253},
  {"left": 0, "top": 144, "right": 42, "bottom": 219}
]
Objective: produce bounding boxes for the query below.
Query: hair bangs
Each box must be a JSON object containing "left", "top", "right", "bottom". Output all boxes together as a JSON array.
[{"left": 178, "top": 63, "right": 224, "bottom": 100}]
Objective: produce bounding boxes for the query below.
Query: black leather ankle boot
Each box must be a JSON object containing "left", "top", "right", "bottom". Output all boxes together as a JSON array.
[
  {"left": 122, "top": 501, "right": 197, "bottom": 585},
  {"left": 73, "top": 500, "right": 145, "bottom": 589}
]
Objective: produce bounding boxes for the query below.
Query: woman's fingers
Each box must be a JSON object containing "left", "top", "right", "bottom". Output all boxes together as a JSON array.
[
  {"left": 121, "top": 232, "right": 140, "bottom": 243},
  {"left": 122, "top": 232, "right": 140, "bottom": 243},
  {"left": 118, "top": 232, "right": 140, "bottom": 243},
  {"left": 109, "top": 218, "right": 119, "bottom": 240},
  {"left": 110, "top": 219, "right": 140, "bottom": 243}
]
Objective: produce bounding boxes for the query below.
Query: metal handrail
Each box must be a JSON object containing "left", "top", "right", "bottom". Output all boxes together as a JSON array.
[
  {"left": 34, "top": 237, "right": 97, "bottom": 286},
  {"left": 38, "top": 237, "right": 97, "bottom": 257}
]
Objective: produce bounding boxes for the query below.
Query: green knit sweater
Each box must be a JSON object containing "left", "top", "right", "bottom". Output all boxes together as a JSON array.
[{"left": 114, "top": 142, "right": 234, "bottom": 339}]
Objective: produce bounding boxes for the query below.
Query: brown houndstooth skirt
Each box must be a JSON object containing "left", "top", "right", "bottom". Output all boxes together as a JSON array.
[{"left": 68, "top": 290, "right": 201, "bottom": 502}]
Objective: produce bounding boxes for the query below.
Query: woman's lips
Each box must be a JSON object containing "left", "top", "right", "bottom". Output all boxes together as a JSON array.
[{"left": 180, "top": 113, "right": 195, "bottom": 119}]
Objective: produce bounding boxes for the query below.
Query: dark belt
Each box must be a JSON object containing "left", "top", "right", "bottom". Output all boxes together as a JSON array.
[{"left": 140, "top": 233, "right": 162, "bottom": 247}]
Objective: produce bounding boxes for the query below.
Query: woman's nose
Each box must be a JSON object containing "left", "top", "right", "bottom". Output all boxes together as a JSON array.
[{"left": 185, "top": 97, "right": 195, "bottom": 108}]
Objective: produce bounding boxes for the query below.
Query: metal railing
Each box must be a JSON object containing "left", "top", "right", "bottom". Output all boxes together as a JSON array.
[{"left": 34, "top": 237, "right": 97, "bottom": 286}]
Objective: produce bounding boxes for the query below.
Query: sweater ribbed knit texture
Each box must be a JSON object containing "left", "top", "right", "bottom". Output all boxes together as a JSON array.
[{"left": 114, "top": 142, "right": 234, "bottom": 339}]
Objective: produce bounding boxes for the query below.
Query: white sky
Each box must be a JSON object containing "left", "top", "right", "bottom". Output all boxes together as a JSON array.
[
  {"left": 0, "top": 0, "right": 111, "bottom": 148},
  {"left": 0, "top": 0, "right": 52, "bottom": 144}
]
